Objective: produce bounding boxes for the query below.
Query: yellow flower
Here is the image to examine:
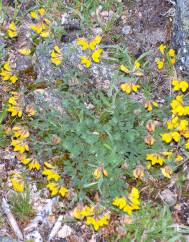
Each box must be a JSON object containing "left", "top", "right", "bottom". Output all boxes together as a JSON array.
[
  {"left": 17, "top": 154, "right": 31, "bottom": 165},
  {"left": 146, "top": 153, "right": 164, "bottom": 166},
  {"left": 185, "top": 140, "right": 189, "bottom": 150},
  {"left": 176, "top": 155, "right": 183, "bottom": 162},
  {"left": 30, "top": 10, "right": 50, "bottom": 38},
  {"left": 85, "top": 214, "right": 109, "bottom": 231},
  {"left": 80, "top": 56, "right": 91, "bottom": 68},
  {"left": 11, "top": 138, "right": 29, "bottom": 153},
  {"left": 161, "top": 166, "right": 173, "bottom": 179},
  {"left": 80, "top": 206, "right": 94, "bottom": 217},
  {"left": 171, "top": 131, "right": 181, "bottom": 142},
  {"left": 91, "top": 48, "right": 103, "bottom": 63},
  {"left": 89, "top": 35, "right": 102, "bottom": 50},
  {"left": 51, "top": 45, "right": 63, "bottom": 65},
  {"left": 44, "top": 162, "right": 54, "bottom": 169},
  {"left": 8, "top": 104, "right": 23, "bottom": 117},
  {"left": 0, "top": 62, "right": 18, "bottom": 84},
  {"left": 167, "top": 116, "right": 179, "bottom": 129},
  {"left": 112, "top": 197, "right": 127, "bottom": 209},
  {"left": 170, "top": 57, "right": 176, "bottom": 65},
  {"left": 76, "top": 38, "right": 89, "bottom": 50},
  {"left": 180, "top": 81, "right": 188, "bottom": 92},
  {"left": 93, "top": 167, "right": 102, "bottom": 179},
  {"left": 30, "top": 10, "right": 39, "bottom": 19},
  {"left": 172, "top": 80, "right": 188, "bottom": 92},
  {"left": 7, "top": 22, "right": 18, "bottom": 38},
  {"left": 159, "top": 43, "right": 166, "bottom": 55},
  {"left": 156, "top": 59, "right": 164, "bottom": 70},
  {"left": 134, "top": 61, "right": 140, "bottom": 70},
  {"left": 73, "top": 206, "right": 83, "bottom": 219},
  {"left": 18, "top": 48, "right": 31, "bottom": 56},
  {"left": 123, "top": 205, "right": 134, "bottom": 215},
  {"left": 59, "top": 186, "right": 68, "bottom": 198},
  {"left": 42, "top": 168, "right": 60, "bottom": 181},
  {"left": 120, "top": 83, "right": 140, "bottom": 94},
  {"left": 47, "top": 182, "right": 59, "bottom": 196},
  {"left": 144, "top": 101, "right": 158, "bottom": 112},
  {"left": 120, "top": 64, "right": 130, "bottom": 74},
  {"left": 11, "top": 174, "right": 24, "bottom": 192},
  {"left": 28, "top": 159, "right": 41, "bottom": 170},
  {"left": 38, "top": 8, "right": 46, "bottom": 16},
  {"left": 168, "top": 48, "right": 175, "bottom": 58},
  {"left": 12, "top": 125, "right": 30, "bottom": 139},
  {"left": 129, "top": 187, "right": 140, "bottom": 200}
]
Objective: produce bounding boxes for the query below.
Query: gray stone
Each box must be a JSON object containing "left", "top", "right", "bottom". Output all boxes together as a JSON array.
[
  {"left": 173, "top": 0, "right": 189, "bottom": 73},
  {"left": 0, "top": 236, "right": 17, "bottom": 242},
  {"left": 160, "top": 189, "right": 177, "bottom": 206},
  {"left": 33, "top": 40, "right": 117, "bottom": 91},
  {"left": 122, "top": 25, "right": 131, "bottom": 35}
]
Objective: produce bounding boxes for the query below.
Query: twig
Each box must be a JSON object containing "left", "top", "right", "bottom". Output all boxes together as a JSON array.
[
  {"left": 24, "top": 197, "right": 58, "bottom": 233},
  {"left": 1, "top": 198, "right": 24, "bottom": 241},
  {"left": 48, "top": 215, "right": 63, "bottom": 241}
]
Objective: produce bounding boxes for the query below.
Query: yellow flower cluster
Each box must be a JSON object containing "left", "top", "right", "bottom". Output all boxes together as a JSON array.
[
  {"left": 73, "top": 205, "right": 109, "bottom": 231},
  {"left": 146, "top": 153, "right": 165, "bottom": 166},
  {"left": 51, "top": 45, "right": 63, "bottom": 65},
  {"left": 156, "top": 44, "right": 176, "bottom": 70},
  {"left": 144, "top": 100, "right": 158, "bottom": 112},
  {"left": 77, "top": 35, "right": 103, "bottom": 68},
  {"left": 172, "top": 79, "right": 188, "bottom": 93},
  {"left": 42, "top": 162, "right": 60, "bottom": 181},
  {"left": 120, "top": 61, "right": 143, "bottom": 77},
  {"left": 7, "top": 22, "right": 18, "bottom": 38},
  {"left": 10, "top": 124, "right": 41, "bottom": 172},
  {"left": 8, "top": 92, "right": 23, "bottom": 117},
  {"left": 42, "top": 162, "right": 68, "bottom": 198},
  {"left": 46, "top": 182, "right": 68, "bottom": 198},
  {"left": 0, "top": 62, "right": 18, "bottom": 84},
  {"left": 85, "top": 214, "right": 109, "bottom": 231},
  {"left": 30, "top": 8, "right": 50, "bottom": 38},
  {"left": 11, "top": 173, "right": 24, "bottom": 192},
  {"left": 120, "top": 82, "right": 140, "bottom": 94},
  {"left": 17, "top": 154, "right": 41, "bottom": 170},
  {"left": 112, "top": 187, "right": 140, "bottom": 215}
]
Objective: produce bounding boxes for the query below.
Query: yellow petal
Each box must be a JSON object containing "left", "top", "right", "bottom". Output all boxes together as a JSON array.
[{"left": 18, "top": 48, "right": 31, "bottom": 56}]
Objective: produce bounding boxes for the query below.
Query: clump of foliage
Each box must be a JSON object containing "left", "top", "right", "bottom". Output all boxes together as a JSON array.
[
  {"left": 121, "top": 203, "right": 185, "bottom": 242},
  {"left": 30, "top": 90, "right": 163, "bottom": 203},
  {"left": 8, "top": 190, "right": 35, "bottom": 223}
]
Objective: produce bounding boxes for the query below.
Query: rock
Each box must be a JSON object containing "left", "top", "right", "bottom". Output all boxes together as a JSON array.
[
  {"left": 31, "top": 88, "right": 66, "bottom": 115},
  {"left": 160, "top": 189, "right": 177, "bottom": 206},
  {"left": 25, "top": 230, "right": 43, "bottom": 242},
  {"left": 173, "top": 0, "right": 189, "bottom": 73},
  {"left": 57, "top": 224, "right": 73, "bottom": 239},
  {"left": 0, "top": 39, "right": 7, "bottom": 60},
  {"left": 122, "top": 25, "right": 131, "bottom": 35},
  {"left": 33, "top": 40, "right": 117, "bottom": 91},
  {"left": 0, "top": 236, "right": 17, "bottom": 242},
  {"left": 16, "top": 55, "right": 33, "bottom": 72}
]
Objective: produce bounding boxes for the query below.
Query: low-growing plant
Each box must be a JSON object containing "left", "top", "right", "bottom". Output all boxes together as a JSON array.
[
  {"left": 29, "top": 90, "right": 164, "bottom": 204},
  {"left": 8, "top": 189, "right": 35, "bottom": 223},
  {"left": 120, "top": 203, "right": 185, "bottom": 242}
]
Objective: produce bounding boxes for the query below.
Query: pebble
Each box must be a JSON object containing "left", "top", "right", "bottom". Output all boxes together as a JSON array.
[
  {"left": 160, "top": 189, "right": 177, "bottom": 206},
  {"left": 122, "top": 25, "right": 131, "bottom": 35},
  {"left": 57, "top": 224, "right": 73, "bottom": 239}
]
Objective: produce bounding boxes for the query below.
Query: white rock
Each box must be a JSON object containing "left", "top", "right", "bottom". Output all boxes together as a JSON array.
[
  {"left": 57, "top": 224, "right": 73, "bottom": 239},
  {"left": 25, "top": 231, "right": 43, "bottom": 242}
]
